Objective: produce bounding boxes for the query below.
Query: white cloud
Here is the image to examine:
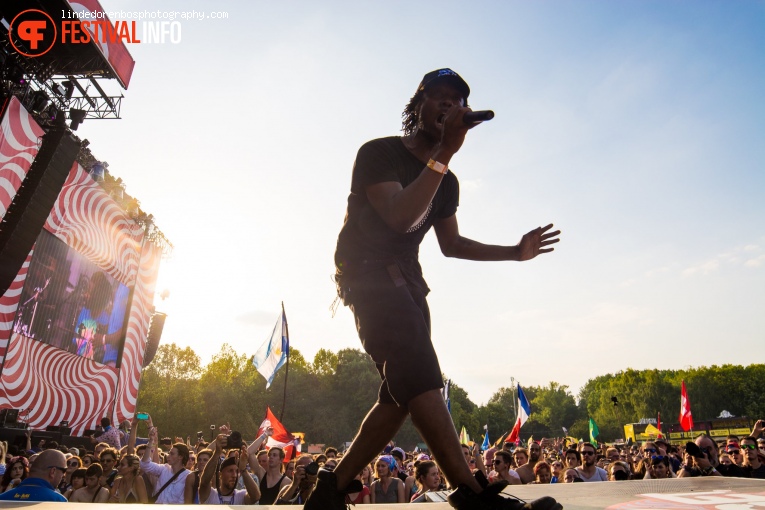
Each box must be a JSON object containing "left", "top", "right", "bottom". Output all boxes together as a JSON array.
[
  {"left": 682, "top": 242, "right": 763, "bottom": 276},
  {"left": 682, "top": 258, "right": 720, "bottom": 277},
  {"left": 745, "top": 254, "right": 765, "bottom": 268}
]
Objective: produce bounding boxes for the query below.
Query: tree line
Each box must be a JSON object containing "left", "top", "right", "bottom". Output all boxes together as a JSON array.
[{"left": 135, "top": 343, "right": 765, "bottom": 450}]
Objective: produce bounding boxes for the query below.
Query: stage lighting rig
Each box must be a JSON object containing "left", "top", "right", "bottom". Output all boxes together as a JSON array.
[{"left": 69, "top": 108, "right": 86, "bottom": 131}]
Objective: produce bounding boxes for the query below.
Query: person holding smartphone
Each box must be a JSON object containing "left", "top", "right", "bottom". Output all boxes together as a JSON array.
[{"left": 678, "top": 435, "right": 737, "bottom": 477}]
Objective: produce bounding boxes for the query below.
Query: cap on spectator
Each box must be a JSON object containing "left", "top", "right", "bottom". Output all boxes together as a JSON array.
[
  {"left": 220, "top": 457, "right": 237, "bottom": 470},
  {"left": 416, "top": 454, "right": 430, "bottom": 461},
  {"left": 391, "top": 447, "right": 405, "bottom": 461}
]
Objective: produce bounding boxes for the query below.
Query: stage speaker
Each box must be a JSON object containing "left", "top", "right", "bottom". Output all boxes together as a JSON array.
[
  {"left": 0, "top": 408, "right": 19, "bottom": 427},
  {"left": 45, "top": 425, "right": 69, "bottom": 434},
  {"left": 142, "top": 312, "right": 167, "bottom": 367},
  {"left": 0, "top": 127, "right": 80, "bottom": 295}
]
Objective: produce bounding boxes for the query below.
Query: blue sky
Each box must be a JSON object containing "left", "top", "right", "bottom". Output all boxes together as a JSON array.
[{"left": 79, "top": 0, "right": 764, "bottom": 406}]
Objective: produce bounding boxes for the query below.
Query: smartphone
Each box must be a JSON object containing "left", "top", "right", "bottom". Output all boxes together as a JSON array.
[{"left": 136, "top": 412, "right": 149, "bottom": 420}]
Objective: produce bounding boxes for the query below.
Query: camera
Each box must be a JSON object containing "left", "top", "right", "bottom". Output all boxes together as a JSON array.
[
  {"left": 304, "top": 461, "right": 320, "bottom": 476},
  {"left": 226, "top": 431, "right": 243, "bottom": 449},
  {"left": 197, "top": 431, "right": 204, "bottom": 439},
  {"left": 210, "top": 424, "right": 216, "bottom": 430}
]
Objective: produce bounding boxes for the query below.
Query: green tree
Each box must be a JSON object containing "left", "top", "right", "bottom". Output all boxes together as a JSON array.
[{"left": 136, "top": 343, "right": 201, "bottom": 435}]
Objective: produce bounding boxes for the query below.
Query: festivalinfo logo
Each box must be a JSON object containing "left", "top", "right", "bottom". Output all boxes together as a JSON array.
[
  {"left": 8, "top": 9, "right": 58, "bottom": 57},
  {"left": 7, "top": 8, "right": 229, "bottom": 54}
]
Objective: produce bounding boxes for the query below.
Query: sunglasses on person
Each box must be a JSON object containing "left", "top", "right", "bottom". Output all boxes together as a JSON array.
[
  {"left": 644, "top": 448, "right": 656, "bottom": 453},
  {"left": 727, "top": 449, "right": 740, "bottom": 455},
  {"left": 67, "top": 461, "right": 79, "bottom": 467},
  {"left": 581, "top": 451, "right": 595, "bottom": 456},
  {"left": 49, "top": 466, "right": 67, "bottom": 473},
  {"left": 740, "top": 444, "right": 757, "bottom": 450},
  {"left": 651, "top": 455, "right": 666, "bottom": 461},
  {"left": 493, "top": 459, "right": 503, "bottom": 465}
]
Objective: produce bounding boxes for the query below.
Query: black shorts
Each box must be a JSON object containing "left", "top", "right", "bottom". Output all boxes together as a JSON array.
[{"left": 340, "top": 264, "right": 444, "bottom": 407}]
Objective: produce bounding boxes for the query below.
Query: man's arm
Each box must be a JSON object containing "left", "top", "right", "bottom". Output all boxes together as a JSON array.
[
  {"left": 184, "top": 471, "right": 195, "bottom": 504},
  {"left": 68, "top": 488, "right": 85, "bottom": 502},
  {"left": 199, "top": 434, "right": 225, "bottom": 503},
  {"left": 237, "top": 446, "right": 260, "bottom": 504},
  {"left": 246, "top": 427, "right": 272, "bottom": 480},
  {"left": 472, "top": 444, "right": 486, "bottom": 475},
  {"left": 140, "top": 426, "right": 163, "bottom": 477},
  {"left": 96, "top": 487, "right": 110, "bottom": 503},
  {"left": 433, "top": 215, "right": 560, "bottom": 261},
  {"left": 126, "top": 417, "right": 139, "bottom": 456},
  {"left": 364, "top": 106, "right": 469, "bottom": 234}
]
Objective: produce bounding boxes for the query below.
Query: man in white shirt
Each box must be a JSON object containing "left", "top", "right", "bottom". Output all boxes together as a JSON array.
[
  {"left": 575, "top": 443, "right": 607, "bottom": 482},
  {"left": 140, "top": 426, "right": 190, "bottom": 503},
  {"left": 199, "top": 434, "right": 260, "bottom": 505},
  {"left": 489, "top": 451, "right": 521, "bottom": 485}
]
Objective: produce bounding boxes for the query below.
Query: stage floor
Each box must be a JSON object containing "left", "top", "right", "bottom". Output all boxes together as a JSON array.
[{"left": 0, "top": 477, "right": 763, "bottom": 508}]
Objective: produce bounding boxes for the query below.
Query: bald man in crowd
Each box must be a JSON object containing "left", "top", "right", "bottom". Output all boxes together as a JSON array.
[{"left": 0, "top": 449, "right": 68, "bottom": 502}]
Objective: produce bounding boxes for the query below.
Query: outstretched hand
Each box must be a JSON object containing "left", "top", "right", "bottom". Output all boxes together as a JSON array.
[{"left": 518, "top": 224, "right": 560, "bottom": 261}]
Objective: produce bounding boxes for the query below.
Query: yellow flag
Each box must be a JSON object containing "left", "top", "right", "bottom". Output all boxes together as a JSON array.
[{"left": 644, "top": 424, "right": 660, "bottom": 437}]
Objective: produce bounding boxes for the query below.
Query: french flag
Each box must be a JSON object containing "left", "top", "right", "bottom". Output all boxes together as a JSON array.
[{"left": 506, "top": 384, "right": 530, "bottom": 443}]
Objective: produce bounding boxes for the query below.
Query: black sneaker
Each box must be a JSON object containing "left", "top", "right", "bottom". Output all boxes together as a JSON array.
[
  {"left": 447, "top": 480, "right": 562, "bottom": 510},
  {"left": 303, "top": 468, "right": 363, "bottom": 510}
]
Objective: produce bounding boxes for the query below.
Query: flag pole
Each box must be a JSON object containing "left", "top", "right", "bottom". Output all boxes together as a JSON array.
[{"left": 279, "top": 301, "right": 290, "bottom": 422}]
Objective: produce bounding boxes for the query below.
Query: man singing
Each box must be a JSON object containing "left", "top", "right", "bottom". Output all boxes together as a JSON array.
[{"left": 305, "top": 69, "right": 561, "bottom": 510}]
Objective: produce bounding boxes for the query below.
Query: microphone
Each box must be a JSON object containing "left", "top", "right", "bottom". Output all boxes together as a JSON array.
[{"left": 463, "top": 110, "right": 494, "bottom": 125}]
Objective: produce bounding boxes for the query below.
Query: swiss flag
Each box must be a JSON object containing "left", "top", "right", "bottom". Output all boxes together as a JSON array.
[
  {"left": 679, "top": 380, "right": 694, "bottom": 432},
  {"left": 257, "top": 407, "right": 301, "bottom": 462}
]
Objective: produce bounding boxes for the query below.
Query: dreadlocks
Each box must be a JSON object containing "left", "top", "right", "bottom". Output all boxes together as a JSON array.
[
  {"left": 401, "top": 88, "right": 470, "bottom": 136},
  {"left": 401, "top": 90, "right": 425, "bottom": 135}
]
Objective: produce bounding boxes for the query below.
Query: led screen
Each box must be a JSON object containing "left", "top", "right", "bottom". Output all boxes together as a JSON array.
[{"left": 12, "top": 229, "right": 131, "bottom": 367}]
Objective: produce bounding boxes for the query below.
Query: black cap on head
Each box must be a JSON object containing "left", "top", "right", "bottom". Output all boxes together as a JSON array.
[
  {"left": 220, "top": 456, "right": 238, "bottom": 470},
  {"left": 417, "top": 68, "right": 470, "bottom": 101}
]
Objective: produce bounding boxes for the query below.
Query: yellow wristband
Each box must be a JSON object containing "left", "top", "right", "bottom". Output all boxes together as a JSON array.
[{"left": 426, "top": 159, "right": 448, "bottom": 174}]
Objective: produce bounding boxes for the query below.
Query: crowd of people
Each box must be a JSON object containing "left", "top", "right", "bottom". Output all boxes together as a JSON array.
[{"left": 0, "top": 415, "right": 763, "bottom": 505}]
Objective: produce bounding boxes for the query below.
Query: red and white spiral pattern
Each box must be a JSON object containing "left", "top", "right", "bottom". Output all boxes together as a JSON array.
[
  {"left": 0, "top": 334, "right": 118, "bottom": 434},
  {"left": 115, "top": 241, "right": 162, "bottom": 423},
  {"left": 0, "top": 99, "right": 160, "bottom": 430},
  {"left": 44, "top": 164, "right": 144, "bottom": 286},
  {"left": 0, "top": 251, "right": 33, "bottom": 371},
  {"left": 0, "top": 97, "right": 44, "bottom": 220}
]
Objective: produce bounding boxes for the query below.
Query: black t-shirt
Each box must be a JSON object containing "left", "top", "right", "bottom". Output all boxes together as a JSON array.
[
  {"left": 744, "top": 464, "right": 765, "bottom": 479},
  {"left": 716, "top": 463, "right": 747, "bottom": 478},
  {"left": 335, "top": 136, "right": 460, "bottom": 291}
]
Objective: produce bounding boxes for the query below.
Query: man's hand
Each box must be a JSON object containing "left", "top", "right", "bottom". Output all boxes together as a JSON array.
[
  {"left": 237, "top": 446, "right": 248, "bottom": 471},
  {"left": 693, "top": 451, "right": 712, "bottom": 471},
  {"left": 518, "top": 224, "right": 560, "bottom": 261},
  {"left": 292, "top": 464, "right": 306, "bottom": 486},
  {"left": 214, "top": 433, "right": 228, "bottom": 452},
  {"left": 433, "top": 105, "right": 472, "bottom": 162}
]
